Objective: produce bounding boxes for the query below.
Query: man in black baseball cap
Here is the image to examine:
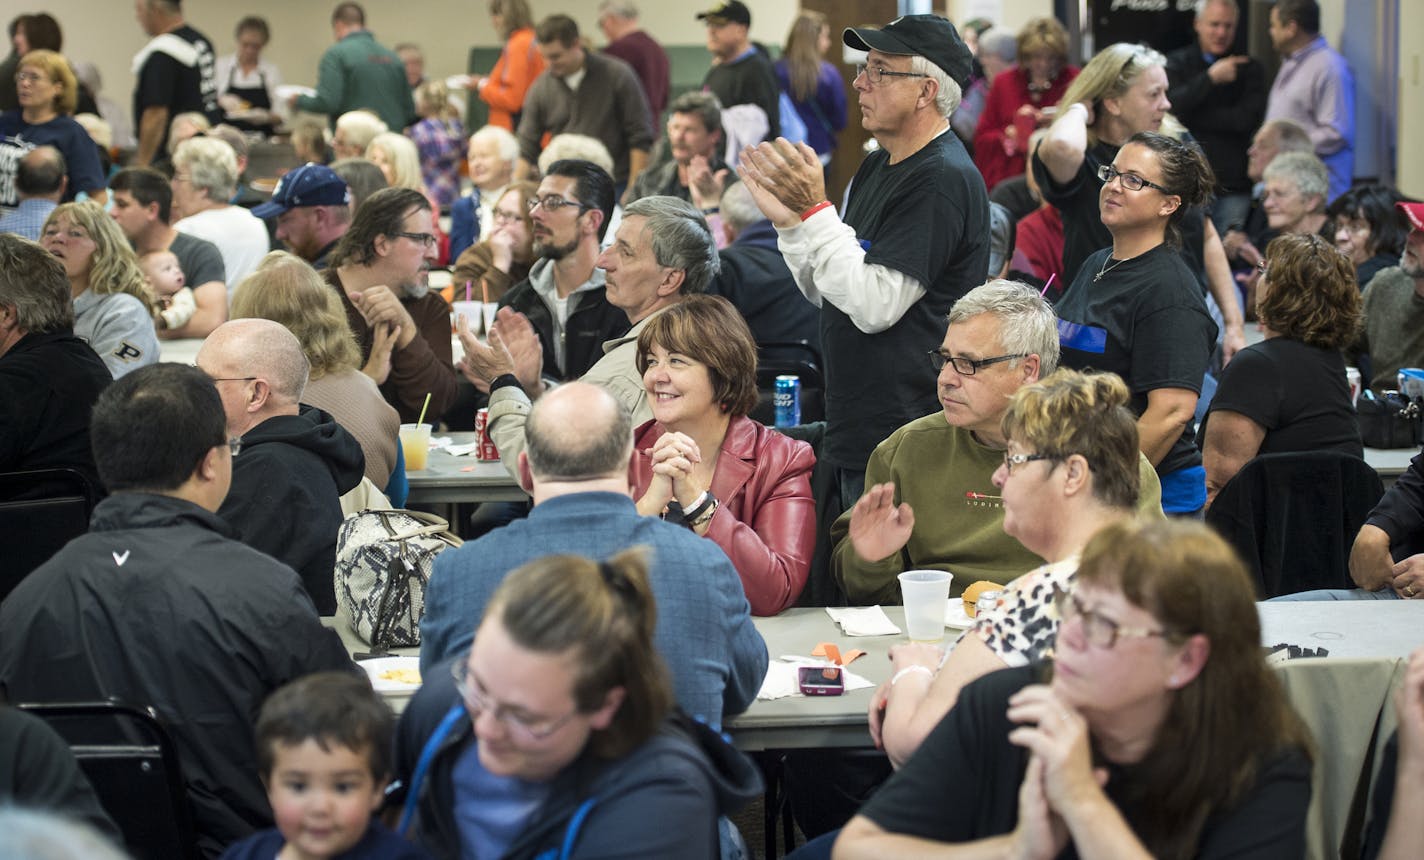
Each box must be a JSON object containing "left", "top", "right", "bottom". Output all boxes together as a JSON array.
[
  {"left": 736, "top": 12, "right": 990, "bottom": 590},
  {"left": 695, "top": 0, "right": 778, "bottom": 140}
]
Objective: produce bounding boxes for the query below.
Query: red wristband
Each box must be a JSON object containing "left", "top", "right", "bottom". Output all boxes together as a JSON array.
[{"left": 800, "top": 200, "right": 834, "bottom": 221}]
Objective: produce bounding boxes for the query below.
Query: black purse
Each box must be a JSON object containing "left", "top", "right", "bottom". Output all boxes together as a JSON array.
[{"left": 1357, "top": 390, "right": 1421, "bottom": 449}]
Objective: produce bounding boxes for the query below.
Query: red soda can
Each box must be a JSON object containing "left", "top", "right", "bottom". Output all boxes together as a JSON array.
[{"left": 474, "top": 407, "right": 500, "bottom": 461}]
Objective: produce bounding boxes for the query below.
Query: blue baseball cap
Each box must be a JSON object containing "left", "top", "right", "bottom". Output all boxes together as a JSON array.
[{"left": 252, "top": 163, "right": 351, "bottom": 218}]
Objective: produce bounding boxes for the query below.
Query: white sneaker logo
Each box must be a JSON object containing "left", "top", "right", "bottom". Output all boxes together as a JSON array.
[{"left": 112, "top": 550, "right": 131, "bottom": 566}]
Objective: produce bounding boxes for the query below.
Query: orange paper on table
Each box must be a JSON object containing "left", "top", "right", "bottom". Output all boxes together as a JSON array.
[{"left": 810, "top": 642, "right": 865, "bottom": 666}]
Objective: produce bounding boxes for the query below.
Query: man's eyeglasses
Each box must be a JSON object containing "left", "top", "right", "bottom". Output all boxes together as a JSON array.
[
  {"left": 1054, "top": 588, "right": 1169, "bottom": 649},
  {"left": 527, "top": 196, "right": 590, "bottom": 214},
  {"left": 451, "top": 654, "right": 580, "bottom": 741},
  {"left": 855, "top": 64, "right": 930, "bottom": 86},
  {"left": 928, "top": 350, "right": 1027, "bottom": 376},
  {"left": 1097, "top": 165, "right": 1171, "bottom": 194},
  {"left": 394, "top": 231, "right": 439, "bottom": 249},
  {"left": 1002, "top": 452, "right": 1056, "bottom": 474},
  {"left": 226, "top": 437, "right": 243, "bottom": 457}
]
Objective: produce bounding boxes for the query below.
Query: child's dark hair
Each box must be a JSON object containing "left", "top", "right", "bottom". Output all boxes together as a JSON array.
[{"left": 255, "top": 672, "right": 394, "bottom": 781}]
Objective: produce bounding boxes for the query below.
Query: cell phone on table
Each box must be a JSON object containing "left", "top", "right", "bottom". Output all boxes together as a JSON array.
[{"left": 798, "top": 665, "right": 845, "bottom": 696}]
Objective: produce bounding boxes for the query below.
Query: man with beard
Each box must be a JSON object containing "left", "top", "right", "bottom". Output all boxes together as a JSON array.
[
  {"left": 324, "top": 186, "right": 457, "bottom": 422},
  {"left": 496, "top": 159, "right": 629, "bottom": 386}
]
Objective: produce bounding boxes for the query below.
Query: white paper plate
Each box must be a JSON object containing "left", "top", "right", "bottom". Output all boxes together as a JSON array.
[
  {"left": 361, "top": 656, "right": 423, "bottom": 695},
  {"left": 945, "top": 598, "right": 974, "bottom": 630}
]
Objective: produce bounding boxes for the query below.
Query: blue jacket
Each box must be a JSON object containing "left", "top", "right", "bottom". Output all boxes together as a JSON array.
[
  {"left": 393, "top": 664, "right": 763, "bottom": 860},
  {"left": 448, "top": 189, "right": 480, "bottom": 265},
  {"left": 419, "top": 492, "right": 766, "bottom": 722}
]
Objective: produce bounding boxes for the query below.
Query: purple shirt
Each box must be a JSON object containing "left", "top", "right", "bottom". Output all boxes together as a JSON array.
[
  {"left": 603, "top": 30, "right": 670, "bottom": 119},
  {"left": 1265, "top": 34, "right": 1355, "bottom": 200}
]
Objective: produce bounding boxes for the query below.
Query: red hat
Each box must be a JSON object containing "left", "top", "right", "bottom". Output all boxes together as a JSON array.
[{"left": 1399, "top": 202, "right": 1424, "bottom": 232}]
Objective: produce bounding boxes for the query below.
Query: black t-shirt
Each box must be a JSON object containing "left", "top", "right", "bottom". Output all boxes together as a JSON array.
[
  {"left": 169, "top": 230, "right": 226, "bottom": 288},
  {"left": 133, "top": 25, "right": 220, "bottom": 155},
  {"left": 1032, "top": 139, "right": 1208, "bottom": 292},
  {"left": 1202, "top": 337, "right": 1362, "bottom": 457},
  {"left": 821, "top": 130, "right": 990, "bottom": 470},
  {"left": 1054, "top": 243, "right": 1217, "bottom": 477},
  {"left": 859, "top": 665, "right": 1312, "bottom": 858}
]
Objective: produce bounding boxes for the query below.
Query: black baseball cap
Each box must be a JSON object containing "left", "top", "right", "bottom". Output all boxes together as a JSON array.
[
  {"left": 844, "top": 15, "right": 973, "bottom": 89},
  {"left": 696, "top": 1, "right": 750, "bottom": 27}
]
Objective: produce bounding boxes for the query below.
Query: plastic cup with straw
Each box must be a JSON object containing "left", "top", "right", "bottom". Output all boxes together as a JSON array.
[{"left": 398, "top": 393, "right": 434, "bottom": 470}]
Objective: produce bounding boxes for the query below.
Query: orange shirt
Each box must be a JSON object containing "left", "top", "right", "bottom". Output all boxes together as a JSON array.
[{"left": 481, "top": 28, "right": 545, "bottom": 131}]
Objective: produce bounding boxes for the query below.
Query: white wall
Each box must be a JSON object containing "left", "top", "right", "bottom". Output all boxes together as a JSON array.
[{"left": 40, "top": 0, "right": 796, "bottom": 115}]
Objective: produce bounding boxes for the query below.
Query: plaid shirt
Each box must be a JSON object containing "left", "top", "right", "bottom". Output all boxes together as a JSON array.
[{"left": 410, "top": 117, "right": 466, "bottom": 209}]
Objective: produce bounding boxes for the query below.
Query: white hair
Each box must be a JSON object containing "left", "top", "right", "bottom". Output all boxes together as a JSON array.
[
  {"left": 174, "top": 136, "right": 238, "bottom": 202},
  {"left": 910, "top": 55, "right": 962, "bottom": 118},
  {"left": 335, "top": 111, "right": 388, "bottom": 153},
  {"left": 469, "top": 124, "right": 520, "bottom": 165}
]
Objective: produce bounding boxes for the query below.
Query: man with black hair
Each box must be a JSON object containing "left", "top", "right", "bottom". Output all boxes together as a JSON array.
[
  {"left": 326, "top": 186, "right": 457, "bottom": 422},
  {"left": 0, "top": 362, "right": 353, "bottom": 858},
  {"left": 292, "top": 3, "right": 413, "bottom": 133},
  {"left": 0, "top": 233, "right": 110, "bottom": 489},
  {"left": 108, "top": 166, "right": 227, "bottom": 337},
  {"left": 0, "top": 146, "right": 64, "bottom": 240},
  {"left": 131, "top": 0, "right": 219, "bottom": 167}
]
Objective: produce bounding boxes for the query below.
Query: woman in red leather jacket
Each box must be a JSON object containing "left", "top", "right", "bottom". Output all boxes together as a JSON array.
[{"left": 628, "top": 295, "right": 816, "bottom": 615}]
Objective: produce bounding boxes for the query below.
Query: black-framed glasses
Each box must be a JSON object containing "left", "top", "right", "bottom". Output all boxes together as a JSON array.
[
  {"left": 855, "top": 64, "right": 930, "bottom": 85},
  {"left": 226, "top": 437, "right": 243, "bottom": 457},
  {"left": 394, "top": 231, "right": 439, "bottom": 249},
  {"left": 928, "top": 350, "right": 1027, "bottom": 376},
  {"left": 1002, "top": 451, "right": 1056, "bottom": 474},
  {"left": 1097, "top": 164, "right": 1171, "bottom": 194},
  {"left": 451, "top": 653, "right": 581, "bottom": 741},
  {"left": 1054, "top": 588, "right": 1168, "bottom": 649},
  {"left": 210, "top": 376, "right": 257, "bottom": 383},
  {"left": 527, "top": 195, "right": 590, "bottom": 214}
]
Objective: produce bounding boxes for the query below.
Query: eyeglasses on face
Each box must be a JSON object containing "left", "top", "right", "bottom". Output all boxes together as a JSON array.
[
  {"left": 451, "top": 653, "right": 580, "bottom": 741},
  {"left": 1054, "top": 588, "right": 1168, "bottom": 649},
  {"left": 855, "top": 64, "right": 930, "bottom": 86},
  {"left": 527, "top": 195, "right": 589, "bottom": 214},
  {"left": 393, "top": 231, "right": 439, "bottom": 249},
  {"left": 15, "top": 71, "right": 49, "bottom": 85},
  {"left": 1002, "top": 451, "right": 1056, "bottom": 474},
  {"left": 1097, "top": 164, "right": 1170, "bottom": 194},
  {"left": 492, "top": 209, "right": 524, "bottom": 225},
  {"left": 928, "top": 350, "right": 1027, "bottom": 376}
]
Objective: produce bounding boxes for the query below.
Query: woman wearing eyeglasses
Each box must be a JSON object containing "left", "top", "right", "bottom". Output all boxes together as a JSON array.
[
  {"left": 450, "top": 181, "right": 538, "bottom": 305},
  {"left": 871, "top": 369, "right": 1153, "bottom": 768},
  {"left": 628, "top": 295, "right": 816, "bottom": 615},
  {"left": 0, "top": 49, "right": 108, "bottom": 212},
  {"left": 393, "top": 548, "right": 762, "bottom": 859},
  {"left": 837, "top": 518, "right": 1313, "bottom": 859},
  {"left": 1201, "top": 233, "right": 1362, "bottom": 507},
  {"left": 1052, "top": 132, "right": 1218, "bottom": 516},
  {"left": 1031, "top": 42, "right": 1245, "bottom": 360}
]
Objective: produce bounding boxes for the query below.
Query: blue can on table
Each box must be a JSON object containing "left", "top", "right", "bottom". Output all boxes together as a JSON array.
[{"left": 774, "top": 375, "right": 801, "bottom": 427}]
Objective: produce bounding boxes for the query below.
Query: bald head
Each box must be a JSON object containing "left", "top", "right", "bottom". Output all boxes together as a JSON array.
[
  {"left": 524, "top": 382, "right": 632, "bottom": 482},
  {"left": 18, "top": 146, "right": 66, "bottom": 200},
  {"left": 197, "top": 319, "right": 311, "bottom": 417}
]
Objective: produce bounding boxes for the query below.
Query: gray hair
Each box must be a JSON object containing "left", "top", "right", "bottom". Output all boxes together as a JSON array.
[
  {"left": 979, "top": 30, "right": 1018, "bottom": 63},
  {"left": 1195, "top": 0, "right": 1239, "bottom": 19},
  {"left": 1263, "top": 151, "right": 1329, "bottom": 207},
  {"left": 469, "top": 124, "right": 520, "bottom": 165},
  {"left": 948, "top": 279, "right": 1060, "bottom": 375},
  {"left": 910, "top": 55, "right": 962, "bottom": 118},
  {"left": 538, "top": 134, "right": 614, "bottom": 176},
  {"left": 719, "top": 181, "right": 763, "bottom": 232},
  {"left": 525, "top": 382, "right": 634, "bottom": 480},
  {"left": 0, "top": 233, "right": 73, "bottom": 333},
  {"left": 334, "top": 111, "right": 388, "bottom": 153},
  {"left": 597, "top": 0, "right": 639, "bottom": 19},
  {"left": 174, "top": 136, "right": 238, "bottom": 202},
  {"left": 622, "top": 196, "right": 720, "bottom": 294}
]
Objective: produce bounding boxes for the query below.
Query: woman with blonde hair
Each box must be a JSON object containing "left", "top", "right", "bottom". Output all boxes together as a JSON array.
[
  {"left": 774, "top": 11, "right": 846, "bottom": 169},
  {"left": 838, "top": 519, "right": 1312, "bottom": 859},
  {"left": 0, "top": 49, "right": 107, "bottom": 208},
  {"left": 41, "top": 201, "right": 157, "bottom": 378},
  {"left": 231, "top": 251, "right": 400, "bottom": 486},
  {"left": 367, "top": 131, "right": 449, "bottom": 264},
  {"left": 466, "top": 0, "right": 544, "bottom": 133}
]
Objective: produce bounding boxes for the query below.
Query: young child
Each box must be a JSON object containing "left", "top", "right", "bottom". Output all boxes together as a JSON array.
[
  {"left": 139, "top": 249, "right": 196, "bottom": 332},
  {"left": 409, "top": 80, "right": 465, "bottom": 209},
  {"left": 218, "top": 673, "right": 431, "bottom": 860}
]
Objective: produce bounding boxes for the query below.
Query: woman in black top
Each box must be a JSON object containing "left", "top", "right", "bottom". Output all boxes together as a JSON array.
[
  {"left": 835, "top": 518, "right": 1313, "bottom": 860},
  {"left": 1328, "top": 184, "right": 1409, "bottom": 289},
  {"left": 1052, "top": 131, "right": 1217, "bottom": 515},
  {"left": 1202, "top": 233, "right": 1363, "bottom": 507}
]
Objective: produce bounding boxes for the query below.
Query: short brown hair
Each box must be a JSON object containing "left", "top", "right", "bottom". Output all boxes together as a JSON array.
[
  {"left": 1256, "top": 232, "right": 1361, "bottom": 350},
  {"left": 635, "top": 294, "right": 758, "bottom": 417},
  {"left": 1017, "top": 17, "right": 1069, "bottom": 64},
  {"left": 488, "top": 548, "right": 672, "bottom": 759},
  {"left": 255, "top": 672, "right": 393, "bottom": 782},
  {"left": 1000, "top": 369, "right": 1140, "bottom": 510},
  {"left": 535, "top": 14, "right": 579, "bottom": 47}
]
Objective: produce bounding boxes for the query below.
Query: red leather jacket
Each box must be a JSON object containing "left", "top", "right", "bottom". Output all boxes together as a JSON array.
[{"left": 629, "top": 416, "right": 816, "bottom": 615}]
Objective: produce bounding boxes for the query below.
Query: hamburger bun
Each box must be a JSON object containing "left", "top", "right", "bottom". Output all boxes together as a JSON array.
[{"left": 961, "top": 580, "right": 1000, "bottom": 618}]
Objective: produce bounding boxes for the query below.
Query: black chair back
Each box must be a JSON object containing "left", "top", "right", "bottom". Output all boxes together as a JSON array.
[
  {"left": 0, "top": 468, "right": 97, "bottom": 602},
  {"left": 752, "top": 340, "right": 825, "bottom": 425},
  {"left": 1206, "top": 451, "right": 1385, "bottom": 597},
  {"left": 17, "top": 701, "right": 201, "bottom": 860}
]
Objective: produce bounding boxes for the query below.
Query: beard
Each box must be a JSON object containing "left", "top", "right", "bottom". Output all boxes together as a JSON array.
[
  {"left": 534, "top": 235, "right": 578, "bottom": 261},
  {"left": 400, "top": 277, "right": 431, "bottom": 300}
]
